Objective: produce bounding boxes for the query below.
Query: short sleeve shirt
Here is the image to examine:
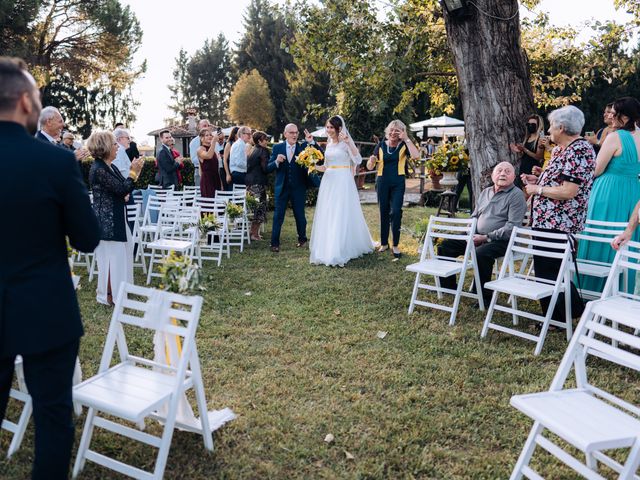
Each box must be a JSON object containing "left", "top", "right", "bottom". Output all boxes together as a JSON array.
[{"left": 531, "top": 138, "right": 595, "bottom": 233}]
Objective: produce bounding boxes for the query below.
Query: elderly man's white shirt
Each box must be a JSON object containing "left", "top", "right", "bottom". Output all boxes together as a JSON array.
[{"left": 112, "top": 144, "right": 131, "bottom": 177}]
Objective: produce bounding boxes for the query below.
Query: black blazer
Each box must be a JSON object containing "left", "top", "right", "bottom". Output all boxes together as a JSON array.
[
  {"left": 35, "top": 130, "right": 57, "bottom": 145},
  {"left": 157, "top": 145, "right": 179, "bottom": 188},
  {"left": 245, "top": 145, "right": 270, "bottom": 186},
  {"left": 0, "top": 121, "right": 100, "bottom": 356},
  {"left": 89, "top": 159, "right": 136, "bottom": 241}
]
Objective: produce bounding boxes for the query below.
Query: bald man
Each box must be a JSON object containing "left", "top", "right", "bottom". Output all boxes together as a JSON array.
[
  {"left": 438, "top": 162, "right": 527, "bottom": 305},
  {"left": 267, "top": 124, "right": 320, "bottom": 252}
]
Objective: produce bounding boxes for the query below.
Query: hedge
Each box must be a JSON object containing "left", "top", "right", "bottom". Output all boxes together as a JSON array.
[
  {"left": 79, "top": 156, "right": 319, "bottom": 206},
  {"left": 79, "top": 157, "right": 195, "bottom": 190}
]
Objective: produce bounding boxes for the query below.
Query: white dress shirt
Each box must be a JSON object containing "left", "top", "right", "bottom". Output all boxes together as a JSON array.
[
  {"left": 229, "top": 138, "right": 247, "bottom": 173},
  {"left": 112, "top": 144, "right": 132, "bottom": 177},
  {"left": 189, "top": 136, "right": 201, "bottom": 170}
]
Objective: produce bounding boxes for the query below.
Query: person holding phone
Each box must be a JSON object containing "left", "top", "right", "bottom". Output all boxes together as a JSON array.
[
  {"left": 510, "top": 114, "right": 545, "bottom": 187},
  {"left": 197, "top": 128, "right": 222, "bottom": 198}
]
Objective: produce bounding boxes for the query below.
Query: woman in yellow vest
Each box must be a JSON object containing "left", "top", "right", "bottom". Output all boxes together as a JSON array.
[{"left": 367, "top": 119, "right": 420, "bottom": 258}]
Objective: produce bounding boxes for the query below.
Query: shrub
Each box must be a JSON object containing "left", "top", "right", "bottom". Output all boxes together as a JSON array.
[{"left": 79, "top": 157, "right": 195, "bottom": 190}]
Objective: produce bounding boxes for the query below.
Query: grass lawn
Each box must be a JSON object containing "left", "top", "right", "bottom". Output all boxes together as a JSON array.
[{"left": 1, "top": 203, "right": 636, "bottom": 479}]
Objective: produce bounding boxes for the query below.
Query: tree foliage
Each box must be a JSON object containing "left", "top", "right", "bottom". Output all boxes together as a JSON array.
[
  {"left": 235, "top": 0, "right": 296, "bottom": 133},
  {"left": 187, "top": 34, "right": 235, "bottom": 126},
  {"left": 1, "top": 0, "right": 144, "bottom": 135},
  {"left": 228, "top": 69, "right": 275, "bottom": 130},
  {"left": 167, "top": 35, "right": 235, "bottom": 126}
]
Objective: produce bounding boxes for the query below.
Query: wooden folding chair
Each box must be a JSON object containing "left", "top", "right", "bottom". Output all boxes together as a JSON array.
[
  {"left": 406, "top": 216, "right": 485, "bottom": 326},
  {"left": 72, "top": 283, "right": 213, "bottom": 480}
]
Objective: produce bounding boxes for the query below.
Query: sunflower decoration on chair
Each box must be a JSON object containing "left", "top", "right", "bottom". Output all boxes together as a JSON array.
[
  {"left": 425, "top": 141, "right": 469, "bottom": 175},
  {"left": 295, "top": 146, "right": 324, "bottom": 175}
]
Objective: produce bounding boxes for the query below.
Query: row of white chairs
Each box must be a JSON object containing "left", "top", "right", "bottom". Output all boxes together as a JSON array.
[
  {"left": 407, "top": 216, "right": 632, "bottom": 355},
  {"left": 510, "top": 241, "right": 640, "bottom": 479},
  {"left": 72, "top": 185, "right": 252, "bottom": 284}
]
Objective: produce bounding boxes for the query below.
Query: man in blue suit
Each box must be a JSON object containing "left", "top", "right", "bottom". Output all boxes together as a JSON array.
[
  {"left": 0, "top": 57, "right": 101, "bottom": 479},
  {"left": 267, "top": 124, "right": 321, "bottom": 252}
]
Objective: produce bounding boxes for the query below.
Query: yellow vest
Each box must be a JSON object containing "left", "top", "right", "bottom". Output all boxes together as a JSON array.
[{"left": 377, "top": 143, "right": 408, "bottom": 176}]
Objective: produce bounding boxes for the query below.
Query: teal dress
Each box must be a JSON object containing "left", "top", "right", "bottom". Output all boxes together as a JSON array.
[{"left": 577, "top": 130, "right": 640, "bottom": 294}]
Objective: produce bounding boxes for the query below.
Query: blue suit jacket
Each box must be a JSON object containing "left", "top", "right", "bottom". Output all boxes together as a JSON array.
[
  {"left": 267, "top": 141, "right": 321, "bottom": 198},
  {"left": 0, "top": 121, "right": 101, "bottom": 356}
]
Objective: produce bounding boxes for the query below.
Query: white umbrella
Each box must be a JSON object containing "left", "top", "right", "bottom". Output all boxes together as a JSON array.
[
  {"left": 309, "top": 127, "right": 327, "bottom": 137},
  {"left": 409, "top": 115, "right": 464, "bottom": 132}
]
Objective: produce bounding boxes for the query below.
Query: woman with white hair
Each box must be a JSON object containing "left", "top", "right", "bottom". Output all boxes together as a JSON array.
[
  {"left": 521, "top": 105, "right": 596, "bottom": 322},
  {"left": 366, "top": 119, "right": 420, "bottom": 259}
]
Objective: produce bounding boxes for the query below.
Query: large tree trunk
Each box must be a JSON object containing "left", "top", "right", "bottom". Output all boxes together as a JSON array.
[{"left": 443, "top": 0, "right": 534, "bottom": 200}]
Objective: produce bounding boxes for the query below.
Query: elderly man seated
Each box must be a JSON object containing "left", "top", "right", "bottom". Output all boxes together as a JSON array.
[{"left": 438, "top": 161, "right": 527, "bottom": 305}]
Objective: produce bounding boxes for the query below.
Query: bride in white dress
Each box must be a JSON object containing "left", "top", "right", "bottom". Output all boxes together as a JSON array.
[{"left": 310, "top": 116, "right": 375, "bottom": 266}]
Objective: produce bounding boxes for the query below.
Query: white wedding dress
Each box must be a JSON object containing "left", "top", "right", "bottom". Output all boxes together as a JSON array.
[{"left": 310, "top": 141, "right": 375, "bottom": 266}]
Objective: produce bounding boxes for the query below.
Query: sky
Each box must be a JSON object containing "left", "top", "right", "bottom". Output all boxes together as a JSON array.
[{"left": 120, "top": 0, "right": 633, "bottom": 145}]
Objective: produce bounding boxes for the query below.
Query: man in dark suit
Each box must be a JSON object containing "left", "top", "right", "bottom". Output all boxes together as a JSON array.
[
  {"left": 36, "top": 105, "right": 90, "bottom": 161},
  {"left": 267, "top": 124, "right": 320, "bottom": 252},
  {"left": 0, "top": 57, "right": 101, "bottom": 479},
  {"left": 157, "top": 129, "right": 183, "bottom": 188}
]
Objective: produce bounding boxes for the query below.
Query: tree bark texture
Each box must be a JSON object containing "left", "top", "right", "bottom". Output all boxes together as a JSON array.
[{"left": 443, "top": 0, "right": 535, "bottom": 200}]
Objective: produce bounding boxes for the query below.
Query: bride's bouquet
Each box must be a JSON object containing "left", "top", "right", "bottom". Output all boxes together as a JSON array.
[{"left": 296, "top": 146, "right": 324, "bottom": 174}]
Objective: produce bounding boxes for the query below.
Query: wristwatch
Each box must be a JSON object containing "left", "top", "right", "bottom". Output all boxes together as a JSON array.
[{"left": 537, "top": 186, "right": 544, "bottom": 196}]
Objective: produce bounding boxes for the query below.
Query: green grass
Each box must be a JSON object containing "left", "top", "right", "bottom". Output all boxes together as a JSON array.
[{"left": 0, "top": 204, "right": 636, "bottom": 479}]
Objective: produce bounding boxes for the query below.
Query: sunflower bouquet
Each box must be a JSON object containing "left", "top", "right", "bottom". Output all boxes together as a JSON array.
[
  {"left": 226, "top": 202, "right": 244, "bottom": 221},
  {"left": 295, "top": 146, "right": 324, "bottom": 174},
  {"left": 425, "top": 141, "right": 469, "bottom": 174}
]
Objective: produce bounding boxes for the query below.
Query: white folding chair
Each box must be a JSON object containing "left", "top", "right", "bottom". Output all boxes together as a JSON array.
[
  {"left": 572, "top": 219, "right": 629, "bottom": 300},
  {"left": 145, "top": 205, "right": 200, "bottom": 285},
  {"left": 509, "top": 291, "right": 640, "bottom": 479},
  {"left": 215, "top": 190, "right": 250, "bottom": 251},
  {"left": 481, "top": 227, "right": 574, "bottom": 355},
  {"left": 592, "top": 240, "right": 640, "bottom": 342},
  {"left": 126, "top": 203, "right": 146, "bottom": 273},
  {"left": 72, "top": 283, "right": 213, "bottom": 480},
  {"left": 184, "top": 185, "right": 200, "bottom": 195},
  {"left": 406, "top": 216, "right": 485, "bottom": 326},
  {"left": 132, "top": 190, "right": 143, "bottom": 205},
  {"left": 194, "top": 196, "right": 230, "bottom": 265},
  {"left": 148, "top": 185, "right": 174, "bottom": 192},
  {"left": 137, "top": 196, "right": 180, "bottom": 264}
]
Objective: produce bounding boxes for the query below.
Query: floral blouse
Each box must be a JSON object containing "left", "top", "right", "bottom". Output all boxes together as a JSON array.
[{"left": 531, "top": 138, "right": 595, "bottom": 234}]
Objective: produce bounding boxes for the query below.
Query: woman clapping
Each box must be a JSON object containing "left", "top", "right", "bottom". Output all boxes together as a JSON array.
[
  {"left": 88, "top": 130, "right": 144, "bottom": 305},
  {"left": 367, "top": 120, "right": 420, "bottom": 259}
]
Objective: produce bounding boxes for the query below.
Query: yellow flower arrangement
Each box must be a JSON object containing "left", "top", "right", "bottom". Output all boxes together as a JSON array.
[
  {"left": 426, "top": 141, "right": 469, "bottom": 174},
  {"left": 295, "top": 145, "right": 324, "bottom": 174}
]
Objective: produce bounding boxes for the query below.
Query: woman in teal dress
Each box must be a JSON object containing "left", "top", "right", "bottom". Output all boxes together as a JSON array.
[{"left": 577, "top": 96, "right": 640, "bottom": 294}]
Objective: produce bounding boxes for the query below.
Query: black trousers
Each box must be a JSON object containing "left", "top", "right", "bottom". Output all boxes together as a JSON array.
[
  {"left": 0, "top": 339, "right": 80, "bottom": 480},
  {"left": 455, "top": 171, "right": 474, "bottom": 210},
  {"left": 532, "top": 228, "right": 584, "bottom": 322},
  {"left": 219, "top": 168, "right": 231, "bottom": 191},
  {"left": 376, "top": 175, "right": 405, "bottom": 247},
  {"left": 438, "top": 238, "right": 508, "bottom": 304}
]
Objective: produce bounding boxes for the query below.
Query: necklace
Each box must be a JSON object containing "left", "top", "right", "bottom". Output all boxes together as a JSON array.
[{"left": 386, "top": 141, "right": 401, "bottom": 155}]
